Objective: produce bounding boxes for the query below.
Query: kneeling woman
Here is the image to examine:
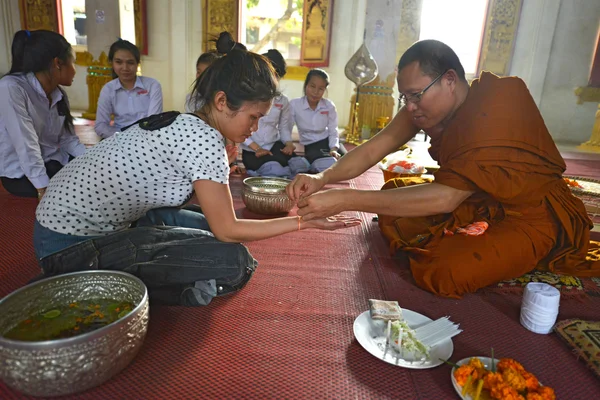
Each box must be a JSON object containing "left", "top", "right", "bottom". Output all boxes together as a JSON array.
[
  {"left": 34, "top": 33, "right": 359, "bottom": 306},
  {"left": 94, "top": 39, "right": 163, "bottom": 139},
  {"left": 0, "top": 30, "right": 85, "bottom": 199},
  {"left": 289, "top": 69, "right": 347, "bottom": 172},
  {"left": 241, "top": 49, "right": 296, "bottom": 177}
]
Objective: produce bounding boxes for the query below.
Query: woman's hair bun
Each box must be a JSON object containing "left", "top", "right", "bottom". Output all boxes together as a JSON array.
[{"left": 215, "top": 31, "right": 247, "bottom": 55}]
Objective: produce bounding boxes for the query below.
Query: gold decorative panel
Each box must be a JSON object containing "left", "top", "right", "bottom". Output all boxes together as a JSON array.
[
  {"left": 133, "top": 0, "right": 148, "bottom": 55},
  {"left": 477, "top": 0, "right": 523, "bottom": 75},
  {"left": 203, "top": 0, "right": 239, "bottom": 52},
  {"left": 19, "top": 0, "right": 59, "bottom": 31},
  {"left": 300, "top": 0, "right": 334, "bottom": 67}
]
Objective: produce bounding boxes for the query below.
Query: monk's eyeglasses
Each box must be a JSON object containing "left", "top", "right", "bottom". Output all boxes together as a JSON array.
[{"left": 399, "top": 69, "right": 448, "bottom": 104}]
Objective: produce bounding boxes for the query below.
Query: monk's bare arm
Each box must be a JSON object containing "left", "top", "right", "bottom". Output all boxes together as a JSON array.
[
  {"left": 320, "top": 107, "right": 419, "bottom": 184},
  {"left": 342, "top": 183, "right": 474, "bottom": 217}
]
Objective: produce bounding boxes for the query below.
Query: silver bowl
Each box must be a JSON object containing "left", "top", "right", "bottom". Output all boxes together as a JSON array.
[
  {"left": 242, "top": 177, "right": 295, "bottom": 215},
  {"left": 0, "top": 271, "right": 149, "bottom": 397}
]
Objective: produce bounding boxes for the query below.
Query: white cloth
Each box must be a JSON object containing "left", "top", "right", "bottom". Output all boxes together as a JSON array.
[
  {"left": 289, "top": 96, "right": 339, "bottom": 150},
  {"left": 0, "top": 73, "right": 86, "bottom": 188},
  {"left": 95, "top": 76, "right": 163, "bottom": 139},
  {"left": 37, "top": 114, "right": 229, "bottom": 236},
  {"left": 242, "top": 94, "right": 292, "bottom": 152}
]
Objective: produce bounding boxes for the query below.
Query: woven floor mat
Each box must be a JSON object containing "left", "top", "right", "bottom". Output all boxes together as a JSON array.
[{"left": 2, "top": 165, "right": 600, "bottom": 398}]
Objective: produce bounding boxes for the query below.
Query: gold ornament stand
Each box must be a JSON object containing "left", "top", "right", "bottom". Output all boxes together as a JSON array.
[
  {"left": 575, "top": 86, "right": 600, "bottom": 153},
  {"left": 75, "top": 52, "right": 113, "bottom": 121},
  {"left": 344, "top": 74, "right": 396, "bottom": 145}
]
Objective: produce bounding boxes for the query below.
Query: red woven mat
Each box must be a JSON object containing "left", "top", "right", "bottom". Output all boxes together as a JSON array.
[{"left": 2, "top": 160, "right": 600, "bottom": 398}]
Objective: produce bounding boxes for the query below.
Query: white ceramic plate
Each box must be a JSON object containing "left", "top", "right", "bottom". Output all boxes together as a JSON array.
[
  {"left": 353, "top": 309, "right": 454, "bottom": 369},
  {"left": 450, "top": 357, "right": 499, "bottom": 399}
]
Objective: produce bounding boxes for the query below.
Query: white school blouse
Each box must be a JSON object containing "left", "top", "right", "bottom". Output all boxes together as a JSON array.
[
  {"left": 0, "top": 73, "right": 86, "bottom": 188},
  {"left": 242, "top": 94, "right": 292, "bottom": 152},
  {"left": 288, "top": 96, "right": 339, "bottom": 150},
  {"left": 95, "top": 76, "right": 163, "bottom": 139}
]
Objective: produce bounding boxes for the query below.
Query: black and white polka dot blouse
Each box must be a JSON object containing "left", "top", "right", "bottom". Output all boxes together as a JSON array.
[{"left": 36, "top": 113, "right": 229, "bottom": 236}]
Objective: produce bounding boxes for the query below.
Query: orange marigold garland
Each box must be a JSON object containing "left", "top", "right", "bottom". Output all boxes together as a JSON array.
[{"left": 453, "top": 357, "right": 555, "bottom": 400}]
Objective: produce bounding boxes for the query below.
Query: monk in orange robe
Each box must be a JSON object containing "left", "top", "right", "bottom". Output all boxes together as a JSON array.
[{"left": 286, "top": 39, "right": 600, "bottom": 298}]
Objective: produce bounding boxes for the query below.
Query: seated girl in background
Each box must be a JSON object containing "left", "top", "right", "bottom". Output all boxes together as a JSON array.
[
  {"left": 95, "top": 39, "right": 163, "bottom": 139},
  {"left": 241, "top": 49, "right": 298, "bottom": 178},
  {"left": 289, "top": 69, "right": 347, "bottom": 172},
  {"left": 34, "top": 32, "right": 359, "bottom": 306},
  {"left": 0, "top": 30, "right": 85, "bottom": 199},
  {"left": 185, "top": 51, "right": 220, "bottom": 113}
]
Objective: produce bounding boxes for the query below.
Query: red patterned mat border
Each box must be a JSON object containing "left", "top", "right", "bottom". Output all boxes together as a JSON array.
[{"left": 554, "top": 319, "right": 600, "bottom": 379}]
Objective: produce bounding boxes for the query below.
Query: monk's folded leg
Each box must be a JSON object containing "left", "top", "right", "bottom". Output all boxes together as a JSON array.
[{"left": 410, "top": 220, "right": 555, "bottom": 298}]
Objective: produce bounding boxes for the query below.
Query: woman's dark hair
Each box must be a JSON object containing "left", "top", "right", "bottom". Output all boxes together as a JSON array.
[
  {"left": 190, "top": 32, "right": 279, "bottom": 115},
  {"left": 262, "top": 49, "right": 286, "bottom": 79},
  {"left": 397, "top": 39, "right": 466, "bottom": 82},
  {"left": 303, "top": 68, "right": 329, "bottom": 94},
  {"left": 108, "top": 39, "right": 141, "bottom": 79},
  {"left": 196, "top": 51, "right": 220, "bottom": 68},
  {"left": 6, "top": 30, "right": 75, "bottom": 133}
]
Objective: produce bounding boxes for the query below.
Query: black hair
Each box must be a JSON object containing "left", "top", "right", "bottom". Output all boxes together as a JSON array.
[
  {"left": 190, "top": 32, "right": 279, "bottom": 115},
  {"left": 262, "top": 49, "right": 287, "bottom": 79},
  {"left": 108, "top": 39, "right": 141, "bottom": 79},
  {"left": 303, "top": 68, "right": 329, "bottom": 94},
  {"left": 5, "top": 30, "right": 74, "bottom": 133},
  {"left": 196, "top": 51, "right": 220, "bottom": 68},
  {"left": 397, "top": 39, "right": 467, "bottom": 82}
]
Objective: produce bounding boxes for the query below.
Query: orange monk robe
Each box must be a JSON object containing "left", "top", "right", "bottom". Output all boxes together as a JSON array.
[{"left": 378, "top": 71, "right": 600, "bottom": 298}]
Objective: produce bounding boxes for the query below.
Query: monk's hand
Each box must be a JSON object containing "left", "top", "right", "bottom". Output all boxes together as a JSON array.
[
  {"left": 302, "top": 214, "right": 362, "bottom": 231},
  {"left": 286, "top": 173, "right": 327, "bottom": 202},
  {"left": 255, "top": 148, "right": 273, "bottom": 158},
  {"left": 225, "top": 144, "right": 238, "bottom": 165},
  {"left": 281, "top": 142, "right": 295, "bottom": 155},
  {"left": 296, "top": 189, "right": 346, "bottom": 221}
]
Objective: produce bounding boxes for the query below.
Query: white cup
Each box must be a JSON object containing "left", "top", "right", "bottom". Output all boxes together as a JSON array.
[{"left": 520, "top": 282, "right": 560, "bottom": 334}]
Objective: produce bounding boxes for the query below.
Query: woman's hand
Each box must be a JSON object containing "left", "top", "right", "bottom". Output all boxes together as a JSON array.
[
  {"left": 255, "top": 148, "right": 273, "bottom": 158},
  {"left": 281, "top": 142, "right": 295, "bottom": 155},
  {"left": 226, "top": 144, "right": 238, "bottom": 165},
  {"left": 329, "top": 148, "right": 341, "bottom": 159},
  {"left": 302, "top": 214, "right": 361, "bottom": 231},
  {"left": 286, "top": 173, "right": 327, "bottom": 202}
]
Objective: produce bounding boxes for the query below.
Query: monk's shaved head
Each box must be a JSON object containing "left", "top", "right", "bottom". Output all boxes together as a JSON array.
[{"left": 398, "top": 40, "right": 467, "bottom": 82}]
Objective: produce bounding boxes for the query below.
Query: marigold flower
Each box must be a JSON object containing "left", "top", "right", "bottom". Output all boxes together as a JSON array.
[
  {"left": 469, "top": 357, "right": 485, "bottom": 370},
  {"left": 502, "top": 367, "right": 527, "bottom": 392},
  {"left": 535, "top": 386, "right": 556, "bottom": 400},
  {"left": 526, "top": 393, "right": 544, "bottom": 400},
  {"left": 497, "top": 358, "right": 525, "bottom": 373},
  {"left": 521, "top": 370, "right": 540, "bottom": 391},
  {"left": 482, "top": 372, "right": 503, "bottom": 391},
  {"left": 489, "top": 382, "right": 525, "bottom": 400},
  {"left": 454, "top": 365, "right": 475, "bottom": 386}
]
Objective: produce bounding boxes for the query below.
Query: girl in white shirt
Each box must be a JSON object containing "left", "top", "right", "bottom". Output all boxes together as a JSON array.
[
  {"left": 95, "top": 39, "right": 163, "bottom": 139},
  {"left": 34, "top": 32, "right": 359, "bottom": 305},
  {"left": 241, "top": 49, "right": 296, "bottom": 174},
  {"left": 185, "top": 51, "right": 220, "bottom": 113},
  {"left": 289, "top": 69, "right": 347, "bottom": 168},
  {"left": 0, "top": 30, "right": 85, "bottom": 199}
]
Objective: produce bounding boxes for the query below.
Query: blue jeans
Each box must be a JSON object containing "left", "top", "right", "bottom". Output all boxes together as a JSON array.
[
  {"left": 33, "top": 206, "right": 257, "bottom": 306},
  {"left": 33, "top": 205, "right": 211, "bottom": 259}
]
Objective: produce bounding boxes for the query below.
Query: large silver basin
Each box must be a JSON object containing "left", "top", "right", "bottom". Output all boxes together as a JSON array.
[{"left": 0, "top": 271, "right": 149, "bottom": 397}]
